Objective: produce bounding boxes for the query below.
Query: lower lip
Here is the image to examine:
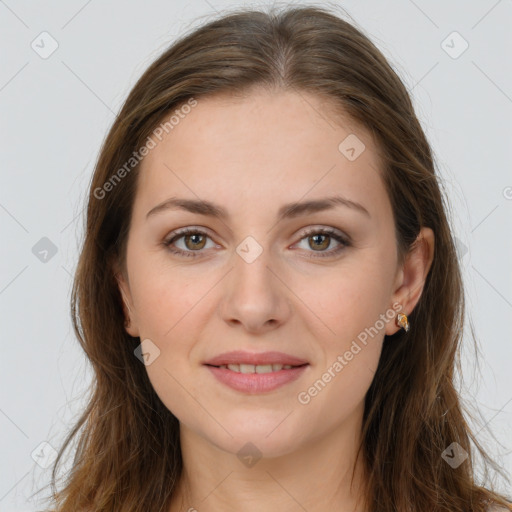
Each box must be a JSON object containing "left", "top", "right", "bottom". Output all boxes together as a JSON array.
[{"left": 205, "top": 364, "right": 309, "bottom": 393}]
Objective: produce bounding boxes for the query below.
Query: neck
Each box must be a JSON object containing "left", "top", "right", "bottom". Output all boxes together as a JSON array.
[{"left": 169, "top": 404, "right": 369, "bottom": 512}]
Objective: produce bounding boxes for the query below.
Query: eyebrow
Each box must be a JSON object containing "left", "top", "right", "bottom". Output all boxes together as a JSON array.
[{"left": 146, "top": 195, "right": 371, "bottom": 221}]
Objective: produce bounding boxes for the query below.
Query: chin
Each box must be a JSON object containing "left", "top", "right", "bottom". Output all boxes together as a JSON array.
[
  {"left": 202, "top": 412, "right": 309, "bottom": 460},
  {"left": 215, "top": 433, "right": 304, "bottom": 461}
]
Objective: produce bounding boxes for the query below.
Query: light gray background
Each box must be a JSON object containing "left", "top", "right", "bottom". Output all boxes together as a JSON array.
[{"left": 1, "top": 1, "right": 511, "bottom": 510}]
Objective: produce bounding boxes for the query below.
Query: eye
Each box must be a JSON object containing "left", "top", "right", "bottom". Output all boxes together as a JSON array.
[
  {"left": 163, "top": 228, "right": 216, "bottom": 258},
  {"left": 294, "top": 227, "right": 350, "bottom": 258},
  {"left": 163, "top": 226, "right": 351, "bottom": 259}
]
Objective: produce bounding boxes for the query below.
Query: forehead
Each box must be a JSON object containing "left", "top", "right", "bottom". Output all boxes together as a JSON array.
[{"left": 133, "top": 89, "right": 389, "bottom": 223}]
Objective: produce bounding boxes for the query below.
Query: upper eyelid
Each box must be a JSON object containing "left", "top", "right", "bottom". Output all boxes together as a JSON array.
[
  {"left": 165, "top": 226, "right": 349, "bottom": 250},
  {"left": 166, "top": 225, "right": 347, "bottom": 241}
]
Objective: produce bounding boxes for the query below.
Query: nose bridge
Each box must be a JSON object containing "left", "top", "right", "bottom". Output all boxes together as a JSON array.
[
  {"left": 219, "top": 233, "right": 291, "bottom": 330},
  {"left": 231, "top": 234, "right": 277, "bottom": 298}
]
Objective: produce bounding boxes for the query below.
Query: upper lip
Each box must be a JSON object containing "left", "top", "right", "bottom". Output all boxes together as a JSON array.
[{"left": 204, "top": 350, "right": 309, "bottom": 367}]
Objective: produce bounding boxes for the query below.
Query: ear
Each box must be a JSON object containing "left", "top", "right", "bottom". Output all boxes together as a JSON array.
[
  {"left": 113, "top": 260, "right": 140, "bottom": 338},
  {"left": 385, "top": 227, "right": 435, "bottom": 335}
]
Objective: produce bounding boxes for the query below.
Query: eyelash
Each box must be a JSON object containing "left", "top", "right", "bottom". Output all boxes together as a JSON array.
[{"left": 162, "top": 227, "right": 351, "bottom": 259}]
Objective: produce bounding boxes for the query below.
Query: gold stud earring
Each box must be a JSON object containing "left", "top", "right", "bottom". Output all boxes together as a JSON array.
[{"left": 396, "top": 312, "right": 410, "bottom": 332}]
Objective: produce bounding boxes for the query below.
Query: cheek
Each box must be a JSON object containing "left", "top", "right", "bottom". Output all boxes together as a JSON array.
[
  {"left": 130, "top": 261, "right": 207, "bottom": 340},
  {"left": 128, "top": 263, "right": 212, "bottom": 378},
  {"left": 297, "top": 261, "right": 393, "bottom": 346},
  {"left": 298, "top": 348, "right": 380, "bottom": 436},
  {"left": 293, "top": 258, "right": 391, "bottom": 407},
  {"left": 132, "top": 271, "right": 207, "bottom": 419}
]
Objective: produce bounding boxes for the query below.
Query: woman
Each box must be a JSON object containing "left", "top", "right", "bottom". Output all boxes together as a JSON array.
[{"left": 46, "top": 5, "right": 511, "bottom": 511}]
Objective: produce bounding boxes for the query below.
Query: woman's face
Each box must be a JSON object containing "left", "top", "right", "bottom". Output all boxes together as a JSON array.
[{"left": 116, "top": 89, "right": 428, "bottom": 457}]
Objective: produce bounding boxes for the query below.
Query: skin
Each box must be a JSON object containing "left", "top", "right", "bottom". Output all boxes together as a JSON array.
[{"left": 115, "top": 88, "right": 434, "bottom": 512}]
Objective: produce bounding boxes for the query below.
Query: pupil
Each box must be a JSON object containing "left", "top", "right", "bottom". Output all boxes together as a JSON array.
[
  {"left": 186, "top": 234, "right": 205, "bottom": 250},
  {"left": 311, "top": 234, "right": 328, "bottom": 250}
]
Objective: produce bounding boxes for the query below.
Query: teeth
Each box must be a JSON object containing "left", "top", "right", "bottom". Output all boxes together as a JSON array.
[
  {"left": 218, "top": 363, "right": 295, "bottom": 373},
  {"left": 240, "top": 364, "right": 255, "bottom": 374}
]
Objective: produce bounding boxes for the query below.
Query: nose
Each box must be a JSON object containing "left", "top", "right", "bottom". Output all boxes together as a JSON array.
[{"left": 219, "top": 243, "right": 292, "bottom": 334}]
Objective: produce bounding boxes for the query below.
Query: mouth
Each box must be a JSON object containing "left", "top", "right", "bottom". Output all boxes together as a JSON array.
[
  {"left": 205, "top": 363, "right": 308, "bottom": 373},
  {"left": 202, "top": 351, "right": 310, "bottom": 393},
  {"left": 203, "top": 350, "right": 309, "bottom": 368},
  {"left": 204, "top": 362, "right": 310, "bottom": 394}
]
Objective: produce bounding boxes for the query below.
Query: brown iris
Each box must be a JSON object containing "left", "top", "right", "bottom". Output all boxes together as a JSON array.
[
  {"left": 184, "top": 233, "right": 207, "bottom": 250},
  {"left": 308, "top": 233, "right": 330, "bottom": 251}
]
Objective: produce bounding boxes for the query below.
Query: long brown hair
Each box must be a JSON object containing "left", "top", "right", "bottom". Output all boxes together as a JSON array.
[{"left": 43, "top": 5, "right": 511, "bottom": 511}]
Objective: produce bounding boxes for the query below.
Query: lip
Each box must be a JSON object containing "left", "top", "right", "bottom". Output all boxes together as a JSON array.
[
  {"left": 206, "top": 364, "right": 309, "bottom": 393},
  {"left": 203, "top": 350, "right": 309, "bottom": 367}
]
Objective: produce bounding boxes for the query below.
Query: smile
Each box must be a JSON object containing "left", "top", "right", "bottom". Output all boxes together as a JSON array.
[
  {"left": 211, "top": 363, "right": 300, "bottom": 373},
  {"left": 205, "top": 363, "right": 309, "bottom": 393}
]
